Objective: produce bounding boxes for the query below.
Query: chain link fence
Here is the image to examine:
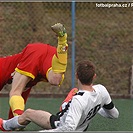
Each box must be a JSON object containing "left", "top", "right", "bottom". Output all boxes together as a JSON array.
[{"left": 0, "top": 2, "right": 133, "bottom": 97}]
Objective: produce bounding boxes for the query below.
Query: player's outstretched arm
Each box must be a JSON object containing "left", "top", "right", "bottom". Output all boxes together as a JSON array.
[{"left": 98, "top": 106, "right": 119, "bottom": 119}]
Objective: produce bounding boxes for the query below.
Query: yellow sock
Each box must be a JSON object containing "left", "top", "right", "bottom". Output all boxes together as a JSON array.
[
  {"left": 9, "top": 95, "right": 25, "bottom": 116},
  {"left": 52, "top": 33, "right": 68, "bottom": 73}
]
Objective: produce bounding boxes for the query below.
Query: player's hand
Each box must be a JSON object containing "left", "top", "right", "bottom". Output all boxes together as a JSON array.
[{"left": 51, "top": 23, "right": 66, "bottom": 37}]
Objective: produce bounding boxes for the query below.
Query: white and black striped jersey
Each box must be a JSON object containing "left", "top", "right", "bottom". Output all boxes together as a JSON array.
[{"left": 45, "top": 84, "right": 118, "bottom": 132}]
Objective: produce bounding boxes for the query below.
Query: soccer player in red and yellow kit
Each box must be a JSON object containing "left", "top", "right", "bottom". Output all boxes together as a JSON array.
[{"left": 0, "top": 23, "right": 68, "bottom": 119}]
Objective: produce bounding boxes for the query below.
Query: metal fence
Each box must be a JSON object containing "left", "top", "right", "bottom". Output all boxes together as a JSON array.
[{"left": 0, "top": 2, "right": 133, "bottom": 97}]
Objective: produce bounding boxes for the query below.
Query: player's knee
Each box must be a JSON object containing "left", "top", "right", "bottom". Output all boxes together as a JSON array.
[
  {"left": 48, "top": 71, "right": 63, "bottom": 85},
  {"left": 25, "top": 108, "right": 33, "bottom": 117}
]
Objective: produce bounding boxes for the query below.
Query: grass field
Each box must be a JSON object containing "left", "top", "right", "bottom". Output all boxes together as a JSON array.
[{"left": 0, "top": 97, "right": 132, "bottom": 131}]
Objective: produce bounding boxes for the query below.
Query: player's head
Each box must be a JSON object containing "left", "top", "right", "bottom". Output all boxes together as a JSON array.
[{"left": 76, "top": 60, "right": 96, "bottom": 85}]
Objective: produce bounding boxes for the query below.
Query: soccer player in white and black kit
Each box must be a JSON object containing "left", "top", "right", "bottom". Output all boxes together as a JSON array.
[{"left": 0, "top": 60, "right": 119, "bottom": 131}]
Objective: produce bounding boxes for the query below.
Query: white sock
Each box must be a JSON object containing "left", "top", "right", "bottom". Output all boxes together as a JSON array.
[{"left": 3, "top": 116, "right": 25, "bottom": 130}]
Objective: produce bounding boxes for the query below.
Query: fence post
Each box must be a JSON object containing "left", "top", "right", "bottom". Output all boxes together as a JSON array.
[
  {"left": 71, "top": 0, "right": 76, "bottom": 89},
  {"left": 130, "top": 64, "right": 133, "bottom": 98}
]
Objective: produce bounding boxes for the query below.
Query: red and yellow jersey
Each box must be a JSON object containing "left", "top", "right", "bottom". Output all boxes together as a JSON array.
[
  {"left": 0, "top": 53, "right": 23, "bottom": 90},
  {"left": 0, "top": 43, "right": 56, "bottom": 90}
]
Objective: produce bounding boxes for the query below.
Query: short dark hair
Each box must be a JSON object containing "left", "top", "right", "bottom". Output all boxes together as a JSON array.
[{"left": 76, "top": 60, "right": 95, "bottom": 85}]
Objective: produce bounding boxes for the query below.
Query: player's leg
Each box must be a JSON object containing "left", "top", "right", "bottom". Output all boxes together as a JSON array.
[
  {"left": 18, "top": 108, "right": 52, "bottom": 129},
  {"left": 0, "top": 116, "right": 25, "bottom": 131},
  {"left": 0, "top": 58, "right": 4, "bottom": 91},
  {"left": 8, "top": 108, "right": 14, "bottom": 119},
  {"left": 0, "top": 108, "right": 52, "bottom": 131},
  {"left": 50, "top": 23, "right": 68, "bottom": 86},
  {"left": 8, "top": 88, "right": 31, "bottom": 119}
]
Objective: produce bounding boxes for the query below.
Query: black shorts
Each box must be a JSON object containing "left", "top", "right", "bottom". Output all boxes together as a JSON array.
[{"left": 50, "top": 115, "right": 60, "bottom": 129}]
